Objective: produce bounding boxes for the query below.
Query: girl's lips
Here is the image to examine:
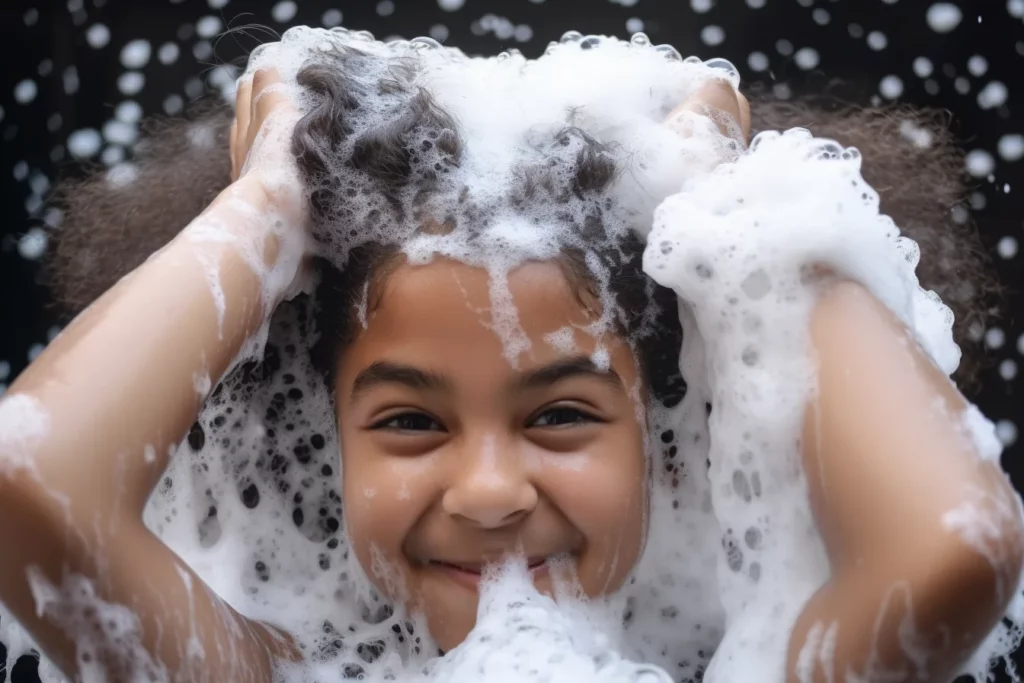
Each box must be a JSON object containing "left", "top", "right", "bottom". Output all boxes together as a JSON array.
[{"left": 429, "top": 558, "right": 549, "bottom": 590}]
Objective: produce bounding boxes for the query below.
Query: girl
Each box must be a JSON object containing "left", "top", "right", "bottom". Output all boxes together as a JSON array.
[{"left": 0, "top": 28, "right": 1020, "bottom": 683}]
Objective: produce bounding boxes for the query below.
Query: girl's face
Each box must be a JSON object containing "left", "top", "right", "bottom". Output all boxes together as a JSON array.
[{"left": 334, "top": 257, "right": 647, "bottom": 651}]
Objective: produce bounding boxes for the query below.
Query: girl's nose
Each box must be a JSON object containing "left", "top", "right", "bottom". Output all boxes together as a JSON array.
[{"left": 441, "top": 433, "right": 538, "bottom": 529}]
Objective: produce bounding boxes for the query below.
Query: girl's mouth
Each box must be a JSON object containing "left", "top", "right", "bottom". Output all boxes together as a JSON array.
[{"left": 428, "top": 557, "right": 549, "bottom": 589}]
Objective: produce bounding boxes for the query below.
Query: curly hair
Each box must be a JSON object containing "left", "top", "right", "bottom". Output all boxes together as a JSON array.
[{"left": 43, "top": 57, "right": 998, "bottom": 394}]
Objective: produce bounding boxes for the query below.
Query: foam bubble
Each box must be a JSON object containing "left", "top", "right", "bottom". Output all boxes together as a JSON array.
[
  {"left": 966, "top": 149, "right": 996, "bottom": 177},
  {"left": 86, "top": 23, "right": 111, "bottom": 48},
  {"left": 67, "top": 128, "right": 102, "bottom": 158},
  {"left": 926, "top": 2, "right": 964, "bottom": 32},
  {"left": 13, "top": 79, "right": 38, "bottom": 104},
  {"left": 879, "top": 74, "right": 904, "bottom": 99},
  {"left": 978, "top": 81, "right": 1009, "bottom": 109},
  {"left": 120, "top": 39, "right": 152, "bottom": 68}
]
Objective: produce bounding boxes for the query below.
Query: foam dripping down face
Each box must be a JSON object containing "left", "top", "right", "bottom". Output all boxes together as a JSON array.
[{"left": 2, "top": 23, "right": 1022, "bottom": 683}]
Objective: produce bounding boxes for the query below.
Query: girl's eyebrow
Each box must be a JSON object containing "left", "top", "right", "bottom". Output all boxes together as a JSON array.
[
  {"left": 515, "top": 355, "right": 623, "bottom": 391},
  {"left": 351, "top": 361, "right": 451, "bottom": 397}
]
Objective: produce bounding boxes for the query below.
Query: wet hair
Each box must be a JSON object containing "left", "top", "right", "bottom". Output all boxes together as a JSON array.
[{"left": 44, "top": 65, "right": 998, "bottom": 394}]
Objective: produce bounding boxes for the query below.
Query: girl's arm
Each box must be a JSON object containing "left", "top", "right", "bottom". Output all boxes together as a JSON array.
[
  {"left": 788, "top": 280, "right": 1024, "bottom": 682},
  {"left": 0, "top": 71, "right": 304, "bottom": 682}
]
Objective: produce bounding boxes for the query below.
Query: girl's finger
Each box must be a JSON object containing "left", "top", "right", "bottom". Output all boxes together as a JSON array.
[
  {"left": 737, "top": 91, "right": 752, "bottom": 144},
  {"left": 229, "top": 120, "right": 238, "bottom": 181}
]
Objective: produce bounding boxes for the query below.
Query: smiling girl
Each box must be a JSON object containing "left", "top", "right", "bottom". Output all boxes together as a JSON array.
[{"left": 0, "top": 28, "right": 1021, "bottom": 683}]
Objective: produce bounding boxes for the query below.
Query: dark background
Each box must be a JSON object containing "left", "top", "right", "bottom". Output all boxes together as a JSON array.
[{"left": 0, "top": 0, "right": 1021, "bottom": 680}]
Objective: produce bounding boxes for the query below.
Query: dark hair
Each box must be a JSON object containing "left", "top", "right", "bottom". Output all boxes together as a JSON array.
[{"left": 44, "top": 56, "right": 998, "bottom": 394}]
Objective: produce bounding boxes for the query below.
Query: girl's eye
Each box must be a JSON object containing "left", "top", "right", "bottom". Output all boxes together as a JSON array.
[
  {"left": 530, "top": 407, "right": 598, "bottom": 428},
  {"left": 372, "top": 413, "right": 444, "bottom": 432}
]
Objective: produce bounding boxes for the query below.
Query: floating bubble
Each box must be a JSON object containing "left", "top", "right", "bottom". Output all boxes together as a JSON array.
[
  {"left": 86, "top": 23, "right": 111, "bottom": 48},
  {"left": 866, "top": 31, "right": 888, "bottom": 50},
  {"left": 13, "top": 79, "right": 38, "bottom": 104},
  {"left": 986, "top": 327, "right": 1006, "bottom": 350},
  {"left": 793, "top": 47, "right": 819, "bottom": 70},
  {"left": 322, "top": 9, "right": 343, "bottom": 27},
  {"left": 17, "top": 227, "right": 48, "bottom": 260},
  {"left": 271, "top": 0, "right": 298, "bottom": 22},
  {"left": 965, "top": 149, "right": 996, "bottom": 177},
  {"left": 879, "top": 75, "right": 903, "bottom": 99},
  {"left": 117, "top": 71, "right": 145, "bottom": 96},
  {"left": 691, "top": 0, "right": 713, "bottom": 12},
  {"left": 63, "top": 66, "right": 80, "bottom": 95},
  {"left": 196, "top": 16, "right": 223, "bottom": 39},
  {"left": 1000, "top": 359, "right": 1018, "bottom": 381},
  {"left": 1009, "top": 0, "right": 1024, "bottom": 18},
  {"left": 67, "top": 128, "right": 102, "bottom": 158},
  {"left": 120, "top": 39, "right": 152, "bottom": 68},
  {"left": 977, "top": 81, "right": 1008, "bottom": 109},
  {"left": 158, "top": 42, "right": 180, "bottom": 65},
  {"left": 429, "top": 24, "right": 449, "bottom": 42},
  {"left": 996, "top": 420, "right": 1018, "bottom": 447},
  {"left": 747, "top": 51, "right": 769, "bottom": 72},
  {"left": 114, "top": 101, "right": 142, "bottom": 124},
  {"left": 376, "top": 1, "right": 394, "bottom": 16},
  {"left": 812, "top": 8, "right": 830, "bottom": 24},
  {"left": 626, "top": 17, "right": 645, "bottom": 33},
  {"left": 775, "top": 38, "right": 794, "bottom": 55},
  {"left": 163, "top": 94, "right": 184, "bottom": 115},
  {"left": 701, "top": 25, "right": 725, "bottom": 46},
  {"left": 997, "top": 236, "right": 1019, "bottom": 259},
  {"left": 437, "top": 0, "right": 465, "bottom": 10},
  {"left": 998, "top": 134, "right": 1024, "bottom": 162},
  {"left": 967, "top": 54, "right": 988, "bottom": 76},
  {"left": 926, "top": 2, "right": 963, "bottom": 32},
  {"left": 0, "top": 361, "right": 9, "bottom": 382}
]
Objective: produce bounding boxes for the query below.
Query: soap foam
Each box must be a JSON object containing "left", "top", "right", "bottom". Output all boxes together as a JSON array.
[{"left": 2, "top": 24, "right": 1022, "bottom": 683}]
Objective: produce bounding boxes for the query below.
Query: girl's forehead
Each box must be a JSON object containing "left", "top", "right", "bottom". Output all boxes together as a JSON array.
[{"left": 339, "top": 257, "right": 638, "bottom": 384}]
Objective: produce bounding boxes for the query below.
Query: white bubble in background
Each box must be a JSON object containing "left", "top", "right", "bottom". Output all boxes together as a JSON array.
[
  {"left": 438, "top": 0, "right": 465, "bottom": 10},
  {"left": 18, "top": 227, "right": 48, "bottom": 260},
  {"left": 514, "top": 24, "right": 534, "bottom": 42},
  {"left": 322, "top": 9, "right": 343, "bottom": 27},
  {"left": 609, "top": 0, "right": 639, "bottom": 5},
  {"left": 376, "top": 1, "right": 394, "bottom": 16},
  {"left": 978, "top": 81, "right": 1008, "bottom": 109},
  {"left": 106, "top": 163, "right": 139, "bottom": 188},
  {"left": 691, "top": 0, "right": 713, "bottom": 12},
  {"left": 998, "top": 134, "right": 1024, "bottom": 161},
  {"left": 86, "top": 23, "right": 111, "bottom": 48},
  {"left": 747, "top": 50, "right": 769, "bottom": 71},
  {"left": 63, "top": 66, "right": 80, "bottom": 95},
  {"left": 996, "top": 420, "right": 1018, "bottom": 447},
  {"left": 970, "top": 190, "right": 987, "bottom": 210},
  {"left": 793, "top": 47, "right": 819, "bottom": 70},
  {"left": 37, "top": 59, "right": 53, "bottom": 77},
  {"left": 14, "top": 79, "right": 38, "bottom": 105},
  {"left": 100, "top": 145, "right": 124, "bottom": 165},
  {"left": 47, "top": 113, "right": 62, "bottom": 132},
  {"left": 775, "top": 38, "right": 794, "bottom": 55},
  {"left": 196, "top": 16, "right": 223, "bottom": 39},
  {"left": 986, "top": 327, "right": 1007, "bottom": 350},
  {"left": 773, "top": 82, "right": 792, "bottom": 100},
  {"left": 967, "top": 54, "right": 989, "bottom": 76},
  {"left": 998, "top": 236, "right": 1019, "bottom": 259},
  {"left": 0, "top": 361, "right": 9, "bottom": 382},
  {"left": 848, "top": 22, "right": 864, "bottom": 38},
  {"left": 925, "top": 78, "right": 940, "bottom": 95},
  {"left": 117, "top": 71, "right": 145, "bottom": 96},
  {"left": 115, "top": 100, "right": 142, "bottom": 124},
  {"left": 955, "top": 76, "right": 971, "bottom": 95},
  {"left": 67, "top": 128, "right": 102, "bottom": 158},
  {"left": 163, "top": 94, "right": 184, "bottom": 115},
  {"left": 12, "top": 161, "right": 28, "bottom": 182},
  {"left": 1018, "top": 332, "right": 1024, "bottom": 356},
  {"left": 102, "top": 120, "right": 137, "bottom": 146},
  {"left": 0, "top": 105, "right": 5, "bottom": 124},
  {"left": 208, "top": 0, "right": 229, "bottom": 7},
  {"left": 184, "top": 77, "right": 204, "bottom": 99},
  {"left": 746, "top": 0, "right": 766, "bottom": 7},
  {"left": 24, "top": 8, "right": 39, "bottom": 26},
  {"left": 1000, "top": 359, "right": 1018, "bottom": 381},
  {"left": 27, "top": 344, "right": 45, "bottom": 363},
  {"left": 866, "top": 30, "right": 888, "bottom": 50},
  {"left": 913, "top": 56, "right": 934, "bottom": 77},
  {"left": 701, "top": 25, "right": 725, "bottom": 46},
  {"left": 271, "top": 0, "right": 298, "bottom": 22},
  {"left": 900, "top": 119, "right": 935, "bottom": 148},
  {"left": 1009, "top": 0, "right": 1024, "bottom": 18},
  {"left": 120, "top": 39, "right": 152, "bottom": 69},
  {"left": 158, "top": 42, "right": 180, "bottom": 65},
  {"left": 626, "top": 17, "right": 645, "bottom": 33},
  {"left": 812, "top": 8, "right": 830, "bottom": 24},
  {"left": 927, "top": 2, "right": 963, "bottom": 32},
  {"left": 193, "top": 41, "right": 214, "bottom": 61},
  {"left": 879, "top": 75, "right": 903, "bottom": 99},
  {"left": 966, "top": 149, "right": 996, "bottom": 177},
  {"left": 429, "top": 23, "right": 449, "bottom": 42}
]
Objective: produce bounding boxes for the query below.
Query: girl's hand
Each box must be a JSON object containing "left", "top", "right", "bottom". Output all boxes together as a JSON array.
[{"left": 667, "top": 78, "right": 752, "bottom": 147}]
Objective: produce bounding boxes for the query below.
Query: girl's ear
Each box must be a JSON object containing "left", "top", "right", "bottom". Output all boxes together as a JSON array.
[{"left": 45, "top": 99, "right": 235, "bottom": 318}]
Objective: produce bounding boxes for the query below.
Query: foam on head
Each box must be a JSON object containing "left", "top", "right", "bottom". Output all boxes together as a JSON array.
[{"left": 3, "top": 23, "right": 1023, "bottom": 683}]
